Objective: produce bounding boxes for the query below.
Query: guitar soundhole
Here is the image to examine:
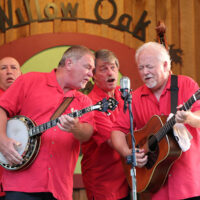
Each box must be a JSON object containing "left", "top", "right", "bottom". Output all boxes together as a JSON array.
[{"left": 145, "top": 135, "right": 159, "bottom": 169}]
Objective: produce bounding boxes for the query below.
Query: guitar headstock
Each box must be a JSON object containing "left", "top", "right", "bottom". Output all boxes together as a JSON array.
[{"left": 95, "top": 98, "right": 118, "bottom": 113}]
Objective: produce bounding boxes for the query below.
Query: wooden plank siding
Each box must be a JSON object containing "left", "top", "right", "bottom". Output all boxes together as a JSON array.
[
  {"left": 1, "top": 0, "right": 199, "bottom": 84},
  {"left": 194, "top": 0, "right": 200, "bottom": 84},
  {"left": 180, "top": 0, "right": 196, "bottom": 80},
  {"left": 168, "top": 0, "right": 181, "bottom": 75},
  {"left": 29, "top": 0, "right": 54, "bottom": 35},
  {"left": 0, "top": 1, "right": 200, "bottom": 200},
  {"left": 54, "top": 0, "right": 77, "bottom": 33},
  {"left": 5, "top": 0, "right": 29, "bottom": 43},
  {"left": 0, "top": 0, "right": 5, "bottom": 46}
]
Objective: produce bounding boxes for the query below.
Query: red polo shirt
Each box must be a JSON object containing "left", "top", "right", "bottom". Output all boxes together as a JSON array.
[
  {"left": 0, "top": 70, "right": 94, "bottom": 200},
  {"left": 0, "top": 89, "right": 4, "bottom": 96},
  {"left": 0, "top": 88, "right": 5, "bottom": 197},
  {"left": 81, "top": 84, "right": 129, "bottom": 200},
  {"left": 113, "top": 75, "right": 200, "bottom": 200}
]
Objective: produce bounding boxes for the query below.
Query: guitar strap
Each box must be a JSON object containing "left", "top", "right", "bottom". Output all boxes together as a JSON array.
[
  {"left": 50, "top": 97, "right": 74, "bottom": 120},
  {"left": 170, "top": 75, "right": 179, "bottom": 114}
]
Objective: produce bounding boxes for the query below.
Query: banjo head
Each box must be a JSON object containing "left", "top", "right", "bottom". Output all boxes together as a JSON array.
[{"left": 0, "top": 116, "right": 40, "bottom": 170}]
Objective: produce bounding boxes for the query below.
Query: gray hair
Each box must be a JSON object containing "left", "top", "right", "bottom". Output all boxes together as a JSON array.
[
  {"left": 95, "top": 49, "right": 119, "bottom": 69},
  {"left": 58, "top": 45, "right": 94, "bottom": 67},
  {"left": 135, "top": 42, "right": 171, "bottom": 71}
]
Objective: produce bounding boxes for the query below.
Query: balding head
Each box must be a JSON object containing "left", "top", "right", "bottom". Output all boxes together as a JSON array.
[{"left": 0, "top": 57, "right": 22, "bottom": 90}]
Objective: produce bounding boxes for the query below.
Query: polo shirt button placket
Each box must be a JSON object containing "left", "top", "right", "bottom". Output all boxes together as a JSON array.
[
  {"left": 52, "top": 128, "right": 56, "bottom": 145},
  {"left": 49, "top": 129, "right": 56, "bottom": 170}
]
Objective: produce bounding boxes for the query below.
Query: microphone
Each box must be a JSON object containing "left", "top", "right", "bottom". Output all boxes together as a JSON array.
[
  {"left": 120, "top": 76, "right": 131, "bottom": 112},
  {"left": 120, "top": 76, "right": 130, "bottom": 99}
]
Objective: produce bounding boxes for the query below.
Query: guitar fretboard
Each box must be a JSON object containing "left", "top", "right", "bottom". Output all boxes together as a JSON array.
[
  {"left": 28, "top": 105, "right": 99, "bottom": 137},
  {"left": 155, "top": 93, "right": 197, "bottom": 142}
]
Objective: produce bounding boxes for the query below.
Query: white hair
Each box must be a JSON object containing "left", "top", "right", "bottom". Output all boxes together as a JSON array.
[{"left": 135, "top": 42, "right": 171, "bottom": 71}]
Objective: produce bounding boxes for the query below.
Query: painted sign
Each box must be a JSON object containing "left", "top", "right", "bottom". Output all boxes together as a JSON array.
[{"left": 0, "top": 0, "right": 151, "bottom": 41}]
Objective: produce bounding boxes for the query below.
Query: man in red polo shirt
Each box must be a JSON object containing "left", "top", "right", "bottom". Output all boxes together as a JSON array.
[
  {"left": 111, "top": 42, "right": 200, "bottom": 200},
  {"left": 0, "top": 57, "right": 22, "bottom": 200},
  {"left": 81, "top": 49, "right": 130, "bottom": 200},
  {"left": 0, "top": 46, "right": 95, "bottom": 200}
]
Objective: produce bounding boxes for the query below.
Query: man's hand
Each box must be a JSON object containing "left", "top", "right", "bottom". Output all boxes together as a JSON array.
[
  {"left": 124, "top": 147, "right": 148, "bottom": 168},
  {"left": 175, "top": 109, "right": 189, "bottom": 124},
  {"left": 57, "top": 114, "right": 79, "bottom": 133},
  {"left": 0, "top": 136, "right": 23, "bottom": 165},
  {"left": 135, "top": 148, "right": 148, "bottom": 168},
  {"left": 57, "top": 114, "right": 93, "bottom": 142},
  {"left": 175, "top": 105, "right": 200, "bottom": 128}
]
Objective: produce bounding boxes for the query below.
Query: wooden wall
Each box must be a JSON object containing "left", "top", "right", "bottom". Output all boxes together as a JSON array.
[
  {"left": 0, "top": 0, "right": 200, "bottom": 199},
  {"left": 0, "top": 0, "right": 200, "bottom": 84}
]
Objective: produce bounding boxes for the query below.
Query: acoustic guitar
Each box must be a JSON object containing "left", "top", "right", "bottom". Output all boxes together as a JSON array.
[
  {"left": 0, "top": 97, "right": 118, "bottom": 171},
  {"left": 122, "top": 89, "right": 200, "bottom": 193}
]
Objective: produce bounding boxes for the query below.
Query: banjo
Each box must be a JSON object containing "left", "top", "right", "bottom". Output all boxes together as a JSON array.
[{"left": 0, "top": 97, "right": 118, "bottom": 171}]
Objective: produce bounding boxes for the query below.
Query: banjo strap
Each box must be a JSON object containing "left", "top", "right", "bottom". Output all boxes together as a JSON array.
[{"left": 50, "top": 97, "right": 74, "bottom": 120}]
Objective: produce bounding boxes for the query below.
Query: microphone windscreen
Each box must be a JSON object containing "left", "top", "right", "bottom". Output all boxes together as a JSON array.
[{"left": 120, "top": 76, "right": 130, "bottom": 91}]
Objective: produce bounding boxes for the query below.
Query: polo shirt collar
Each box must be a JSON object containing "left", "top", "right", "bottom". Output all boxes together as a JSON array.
[
  {"left": 47, "top": 69, "right": 58, "bottom": 87},
  {"left": 93, "top": 84, "right": 121, "bottom": 100},
  {"left": 47, "top": 69, "right": 77, "bottom": 97},
  {"left": 0, "top": 88, "right": 4, "bottom": 96}
]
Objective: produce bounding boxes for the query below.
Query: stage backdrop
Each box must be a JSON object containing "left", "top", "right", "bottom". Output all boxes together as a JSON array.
[
  {"left": 0, "top": 0, "right": 199, "bottom": 84},
  {"left": 0, "top": 0, "right": 200, "bottom": 199}
]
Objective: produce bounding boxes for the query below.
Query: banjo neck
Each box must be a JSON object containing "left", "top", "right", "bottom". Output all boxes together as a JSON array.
[
  {"left": 29, "top": 104, "right": 101, "bottom": 137},
  {"left": 0, "top": 97, "right": 118, "bottom": 171}
]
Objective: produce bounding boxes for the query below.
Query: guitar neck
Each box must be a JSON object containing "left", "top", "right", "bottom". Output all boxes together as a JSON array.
[
  {"left": 156, "top": 93, "right": 197, "bottom": 142},
  {"left": 29, "top": 104, "right": 100, "bottom": 137}
]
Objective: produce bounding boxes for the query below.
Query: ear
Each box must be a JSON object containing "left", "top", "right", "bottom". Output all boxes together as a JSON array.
[
  {"left": 64, "top": 58, "right": 73, "bottom": 70},
  {"left": 163, "top": 61, "right": 168, "bottom": 71}
]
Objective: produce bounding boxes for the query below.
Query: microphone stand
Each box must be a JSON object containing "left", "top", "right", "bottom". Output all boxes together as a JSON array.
[{"left": 125, "top": 92, "right": 137, "bottom": 200}]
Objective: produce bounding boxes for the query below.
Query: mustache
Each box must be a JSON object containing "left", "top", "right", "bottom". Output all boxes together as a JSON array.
[{"left": 144, "top": 74, "right": 153, "bottom": 79}]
